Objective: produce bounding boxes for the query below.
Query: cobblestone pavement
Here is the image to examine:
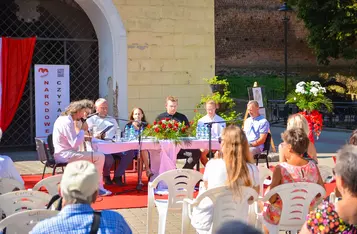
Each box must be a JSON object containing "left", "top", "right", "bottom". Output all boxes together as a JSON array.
[{"left": 11, "top": 151, "right": 335, "bottom": 234}]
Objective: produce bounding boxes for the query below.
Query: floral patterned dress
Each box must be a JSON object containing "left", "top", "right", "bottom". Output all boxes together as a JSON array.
[
  {"left": 306, "top": 201, "right": 357, "bottom": 233},
  {"left": 263, "top": 161, "right": 319, "bottom": 224}
]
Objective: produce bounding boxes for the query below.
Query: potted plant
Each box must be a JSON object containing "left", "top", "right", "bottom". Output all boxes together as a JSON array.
[{"left": 204, "top": 76, "right": 229, "bottom": 95}]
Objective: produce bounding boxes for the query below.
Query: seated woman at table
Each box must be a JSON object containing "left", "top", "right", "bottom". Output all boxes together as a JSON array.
[
  {"left": 124, "top": 107, "right": 153, "bottom": 178},
  {"left": 279, "top": 114, "right": 318, "bottom": 164},
  {"left": 262, "top": 128, "right": 324, "bottom": 232},
  {"left": 300, "top": 144, "right": 357, "bottom": 234},
  {"left": 191, "top": 125, "right": 260, "bottom": 233}
]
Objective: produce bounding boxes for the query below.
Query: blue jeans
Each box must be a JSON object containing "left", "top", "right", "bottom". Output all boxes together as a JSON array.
[{"left": 103, "top": 150, "right": 136, "bottom": 177}]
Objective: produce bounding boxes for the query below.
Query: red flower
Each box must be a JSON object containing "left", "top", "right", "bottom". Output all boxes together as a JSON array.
[
  {"left": 165, "top": 118, "right": 170, "bottom": 121},
  {"left": 168, "top": 123, "right": 173, "bottom": 128},
  {"left": 173, "top": 128, "right": 178, "bottom": 132},
  {"left": 194, "top": 109, "right": 198, "bottom": 113},
  {"left": 158, "top": 120, "right": 162, "bottom": 125},
  {"left": 181, "top": 128, "right": 186, "bottom": 133},
  {"left": 154, "top": 128, "right": 160, "bottom": 133},
  {"left": 174, "top": 123, "right": 179, "bottom": 128},
  {"left": 153, "top": 121, "right": 157, "bottom": 125},
  {"left": 161, "top": 124, "right": 166, "bottom": 129}
]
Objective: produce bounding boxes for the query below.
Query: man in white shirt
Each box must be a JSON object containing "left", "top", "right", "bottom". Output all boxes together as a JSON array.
[
  {"left": 87, "top": 98, "right": 135, "bottom": 186},
  {"left": 197, "top": 100, "right": 226, "bottom": 166},
  {"left": 52, "top": 100, "right": 111, "bottom": 196}
]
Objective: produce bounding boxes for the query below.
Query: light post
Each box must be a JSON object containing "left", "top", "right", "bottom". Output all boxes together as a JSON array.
[{"left": 279, "top": 2, "right": 292, "bottom": 99}]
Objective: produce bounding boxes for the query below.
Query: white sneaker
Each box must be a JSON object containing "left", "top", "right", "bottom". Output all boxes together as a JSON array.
[{"left": 99, "top": 188, "right": 112, "bottom": 196}]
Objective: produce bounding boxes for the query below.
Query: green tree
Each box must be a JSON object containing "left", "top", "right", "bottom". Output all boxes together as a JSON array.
[{"left": 289, "top": 0, "right": 357, "bottom": 65}]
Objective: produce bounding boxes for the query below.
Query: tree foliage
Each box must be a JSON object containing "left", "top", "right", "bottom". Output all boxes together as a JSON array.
[{"left": 288, "top": 0, "right": 357, "bottom": 65}]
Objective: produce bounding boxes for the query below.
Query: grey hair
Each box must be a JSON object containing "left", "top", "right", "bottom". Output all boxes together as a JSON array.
[
  {"left": 335, "top": 144, "right": 357, "bottom": 195},
  {"left": 95, "top": 98, "right": 107, "bottom": 107},
  {"left": 247, "top": 100, "right": 259, "bottom": 107},
  {"left": 61, "top": 101, "right": 87, "bottom": 116}
]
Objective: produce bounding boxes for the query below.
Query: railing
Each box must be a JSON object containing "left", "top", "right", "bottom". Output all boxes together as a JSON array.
[{"left": 267, "top": 100, "right": 357, "bottom": 130}]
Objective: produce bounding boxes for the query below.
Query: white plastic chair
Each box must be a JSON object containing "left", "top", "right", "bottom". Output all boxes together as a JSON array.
[
  {"left": 0, "top": 190, "right": 52, "bottom": 217},
  {"left": 0, "top": 178, "right": 25, "bottom": 194},
  {"left": 259, "top": 182, "right": 326, "bottom": 234},
  {"left": 181, "top": 185, "right": 258, "bottom": 234},
  {"left": 258, "top": 166, "right": 273, "bottom": 197},
  {"left": 32, "top": 174, "right": 62, "bottom": 196},
  {"left": 147, "top": 169, "right": 203, "bottom": 234},
  {"left": 0, "top": 209, "right": 58, "bottom": 234}
]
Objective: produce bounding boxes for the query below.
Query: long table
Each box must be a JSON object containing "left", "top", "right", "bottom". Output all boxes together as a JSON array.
[{"left": 93, "top": 139, "right": 221, "bottom": 192}]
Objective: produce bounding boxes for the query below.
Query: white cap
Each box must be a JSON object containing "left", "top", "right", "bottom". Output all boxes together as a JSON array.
[{"left": 61, "top": 161, "right": 99, "bottom": 201}]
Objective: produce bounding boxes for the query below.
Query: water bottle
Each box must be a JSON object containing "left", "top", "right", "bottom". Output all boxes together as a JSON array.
[
  {"left": 129, "top": 125, "right": 135, "bottom": 140},
  {"left": 196, "top": 125, "right": 202, "bottom": 139},
  {"left": 203, "top": 125, "right": 209, "bottom": 139},
  {"left": 115, "top": 127, "right": 121, "bottom": 142},
  {"left": 124, "top": 125, "right": 130, "bottom": 141}
]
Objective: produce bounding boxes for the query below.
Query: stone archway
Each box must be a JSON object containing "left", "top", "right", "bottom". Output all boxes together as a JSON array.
[{"left": 75, "top": 0, "right": 128, "bottom": 123}]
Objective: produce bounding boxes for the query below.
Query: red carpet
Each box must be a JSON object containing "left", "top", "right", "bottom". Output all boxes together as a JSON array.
[{"left": 22, "top": 167, "right": 336, "bottom": 211}]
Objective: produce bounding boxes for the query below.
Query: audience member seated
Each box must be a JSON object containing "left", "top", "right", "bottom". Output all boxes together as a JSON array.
[
  {"left": 87, "top": 98, "right": 135, "bottom": 186},
  {"left": 216, "top": 220, "right": 262, "bottom": 234},
  {"left": 124, "top": 107, "right": 153, "bottom": 178},
  {"left": 300, "top": 145, "right": 357, "bottom": 234},
  {"left": 191, "top": 125, "right": 260, "bottom": 233},
  {"left": 30, "top": 161, "right": 132, "bottom": 234},
  {"left": 0, "top": 128, "right": 24, "bottom": 186},
  {"left": 279, "top": 114, "right": 318, "bottom": 163},
  {"left": 243, "top": 100, "right": 270, "bottom": 157},
  {"left": 197, "top": 100, "right": 226, "bottom": 166},
  {"left": 156, "top": 96, "right": 201, "bottom": 169},
  {"left": 262, "top": 128, "right": 324, "bottom": 233},
  {"left": 52, "top": 101, "right": 111, "bottom": 196}
]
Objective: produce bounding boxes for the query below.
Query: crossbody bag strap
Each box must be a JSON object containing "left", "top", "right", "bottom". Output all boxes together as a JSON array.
[
  {"left": 46, "top": 194, "right": 62, "bottom": 211},
  {"left": 89, "top": 211, "right": 102, "bottom": 234}
]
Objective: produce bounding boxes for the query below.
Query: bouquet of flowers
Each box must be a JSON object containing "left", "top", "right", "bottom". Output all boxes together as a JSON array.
[
  {"left": 142, "top": 118, "right": 191, "bottom": 144},
  {"left": 286, "top": 81, "right": 333, "bottom": 112},
  {"left": 299, "top": 110, "right": 323, "bottom": 143}
]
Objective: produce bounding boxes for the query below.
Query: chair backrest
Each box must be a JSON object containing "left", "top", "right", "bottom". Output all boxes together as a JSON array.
[
  {"left": 263, "top": 132, "right": 272, "bottom": 152},
  {"left": 0, "top": 190, "right": 52, "bottom": 216},
  {"left": 0, "top": 178, "right": 25, "bottom": 195},
  {"left": 263, "top": 182, "right": 326, "bottom": 231},
  {"left": 47, "top": 134, "right": 55, "bottom": 156},
  {"left": 0, "top": 209, "right": 59, "bottom": 233},
  {"left": 194, "top": 185, "right": 258, "bottom": 233},
  {"left": 32, "top": 174, "right": 62, "bottom": 196},
  {"left": 258, "top": 166, "right": 273, "bottom": 196},
  {"left": 151, "top": 169, "right": 203, "bottom": 209},
  {"left": 35, "top": 138, "right": 48, "bottom": 163}
]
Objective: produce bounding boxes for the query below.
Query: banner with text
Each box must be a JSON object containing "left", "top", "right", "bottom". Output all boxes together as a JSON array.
[{"left": 35, "top": 64, "right": 70, "bottom": 138}]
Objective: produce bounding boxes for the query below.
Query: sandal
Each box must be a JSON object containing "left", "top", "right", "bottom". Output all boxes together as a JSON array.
[{"left": 146, "top": 169, "right": 154, "bottom": 178}]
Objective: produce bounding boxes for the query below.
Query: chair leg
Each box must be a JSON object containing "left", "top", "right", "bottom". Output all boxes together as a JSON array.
[
  {"left": 266, "top": 156, "right": 269, "bottom": 168},
  {"left": 158, "top": 210, "right": 168, "bottom": 234},
  {"left": 61, "top": 167, "right": 64, "bottom": 173},
  {"left": 52, "top": 166, "right": 57, "bottom": 175},
  {"left": 42, "top": 165, "right": 47, "bottom": 179},
  {"left": 255, "top": 155, "right": 259, "bottom": 166}
]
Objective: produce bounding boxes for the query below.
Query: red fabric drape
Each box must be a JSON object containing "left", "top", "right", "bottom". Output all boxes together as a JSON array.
[{"left": 0, "top": 37, "right": 36, "bottom": 132}]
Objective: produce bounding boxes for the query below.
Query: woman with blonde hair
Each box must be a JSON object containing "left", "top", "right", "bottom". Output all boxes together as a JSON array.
[
  {"left": 279, "top": 114, "right": 318, "bottom": 163},
  {"left": 191, "top": 125, "right": 260, "bottom": 233}
]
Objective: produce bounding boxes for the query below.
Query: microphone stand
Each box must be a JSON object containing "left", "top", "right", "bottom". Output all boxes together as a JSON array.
[
  {"left": 115, "top": 118, "right": 147, "bottom": 194},
  {"left": 203, "top": 120, "right": 229, "bottom": 160}
]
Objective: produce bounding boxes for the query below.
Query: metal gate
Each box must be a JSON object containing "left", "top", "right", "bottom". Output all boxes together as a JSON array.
[{"left": 0, "top": 0, "right": 99, "bottom": 148}]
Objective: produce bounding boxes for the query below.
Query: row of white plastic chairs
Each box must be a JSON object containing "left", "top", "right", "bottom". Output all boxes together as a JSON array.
[
  {"left": 147, "top": 168, "right": 330, "bottom": 234},
  {"left": 0, "top": 175, "right": 62, "bottom": 233}
]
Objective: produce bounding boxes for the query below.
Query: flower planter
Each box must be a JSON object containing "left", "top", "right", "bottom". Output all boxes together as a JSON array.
[{"left": 210, "top": 84, "right": 225, "bottom": 95}]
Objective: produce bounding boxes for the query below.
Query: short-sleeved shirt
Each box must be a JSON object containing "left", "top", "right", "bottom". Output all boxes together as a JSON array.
[
  {"left": 197, "top": 114, "right": 226, "bottom": 139},
  {"left": 243, "top": 115, "right": 270, "bottom": 151},
  {"left": 156, "top": 112, "right": 190, "bottom": 127},
  {"left": 306, "top": 201, "right": 357, "bottom": 233}
]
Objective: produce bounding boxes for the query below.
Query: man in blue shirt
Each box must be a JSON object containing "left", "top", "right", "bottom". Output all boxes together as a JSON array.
[
  {"left": 30, "top": 161, "right": 132, "bottom": 234},
  {"left": 243, "top": 100, "right": 270, "bottom": 156}
]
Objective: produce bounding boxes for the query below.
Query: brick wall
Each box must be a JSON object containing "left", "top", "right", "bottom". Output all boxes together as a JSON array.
[
  {"left": 113, "top": 0, "right": 215, "bottom": 122},
  {"left": 215, "top": 0, "right": 354, "bottom": 75}
]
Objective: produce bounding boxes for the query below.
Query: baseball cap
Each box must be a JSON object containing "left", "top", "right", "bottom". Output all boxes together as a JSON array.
[{"left": 61, "top": 160, "right": 99, "bottom": 201}]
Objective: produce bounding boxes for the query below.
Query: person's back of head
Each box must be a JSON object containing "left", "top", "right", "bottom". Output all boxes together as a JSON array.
[
  {"left": 335, "top": 144, "right": 357, "bottom": 197},
  {"left": 216, "top": 220, "right": 262, "bottom": 234},
  {"left": 60, "top": 160, "right": 99, "bottom": 205},
  {"left": 221, "top": 125, "right": 253, "bottom": 197},
  {"left": 287, "top": 114, "right": 309, "bottom": 137},
  {"left": 281, "top": 128, "right": 309, "bottom": 155}
]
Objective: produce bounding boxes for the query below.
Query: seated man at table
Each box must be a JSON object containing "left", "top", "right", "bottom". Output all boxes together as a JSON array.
[
  {"left": 156, "top": 96, "right": 201, "bottom": 169},
  {"left": 87, "top": 98, "right": 135, "bottom": 186},
  {"left": 197, "top": 100, "right": 225, "bottom": 166},
  {"left": 53, "top": 101, "right": 111, "bottom": 196},
  {"left": 243, "top": 100, "right": 270, "bottom": 157}
]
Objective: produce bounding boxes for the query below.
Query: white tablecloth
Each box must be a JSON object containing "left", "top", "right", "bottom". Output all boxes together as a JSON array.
[{"left": 93, "top": 139, "right": 221, "bottom": 193}]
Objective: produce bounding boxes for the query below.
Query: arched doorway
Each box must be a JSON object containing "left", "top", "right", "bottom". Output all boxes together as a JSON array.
[{"left": 0, "top": 0, "right": 127, "bottom": 148}]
